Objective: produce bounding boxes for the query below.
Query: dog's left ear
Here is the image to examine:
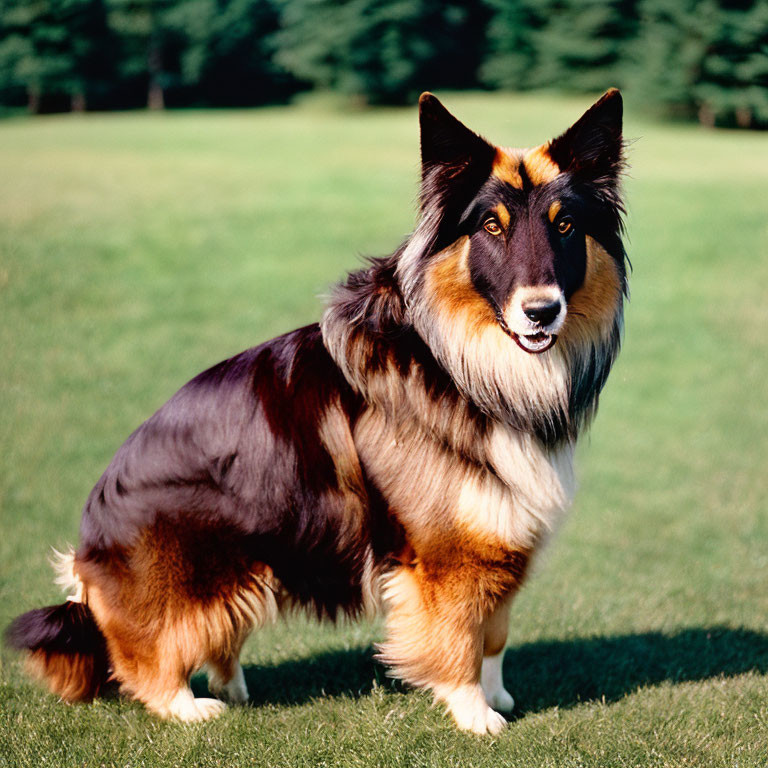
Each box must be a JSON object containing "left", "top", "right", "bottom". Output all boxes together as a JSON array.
[{"left": 548, "top": 89, "right": 623, "bottom": 183}]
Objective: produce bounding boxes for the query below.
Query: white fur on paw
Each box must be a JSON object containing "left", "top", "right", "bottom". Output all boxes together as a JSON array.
[
  {"left": 437, "top": 684, "right": 509, "bottom": 736},
  {"left": 481, "top": 651, "right": 515, "bottom": 713},
  {"left": 189, "top": 698, "right": 227, "bottom": 721},
  {"left": 210, "top": 663, "right": 249, "bottom": 704},
  {"left": 161, "top": 690, "right": 227, "bottom": 722},
  {"left": 487, "top": 687, "right": 515, "bottom": 713}
]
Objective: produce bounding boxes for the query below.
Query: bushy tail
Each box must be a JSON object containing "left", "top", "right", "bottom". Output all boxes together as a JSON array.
[{"left": 5, "top": 552, "right": 109, "bottom": 701}]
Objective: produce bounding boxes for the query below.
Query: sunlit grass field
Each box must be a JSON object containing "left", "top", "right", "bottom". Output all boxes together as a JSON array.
[{"left": 1, "top": 93, "right": 767, "bottom": 767}]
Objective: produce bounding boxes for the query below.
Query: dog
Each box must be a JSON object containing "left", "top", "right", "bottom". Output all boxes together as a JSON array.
[{"left": 7, "top": 90, "right": 627, "bottom": 734}]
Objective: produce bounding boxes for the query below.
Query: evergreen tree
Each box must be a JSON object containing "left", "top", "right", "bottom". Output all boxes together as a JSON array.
[
  {"left": 0, "top": 0, "right": 114, "bottom": 111},
  {"left": 635, "top": 0, "right": 768, "bottom": 127},
  {"left": 633, "top": 0, "right": 715, "bottom": 120},
  {"left": 695, "top": 0, "right": 768, "bottom": 127},
  {"left": 483, "top": 0, "right": 640, "bottom": 93},
  {"left": 0, "top": 0, "right": 72, "bottom": 111},
  {"left": 531, "top": 0, "right": 639, "bottom": 91},
  {"left": 106, "top": 0, "right": 180, "bottom": 108},
  {"left": 166, "top": 0, "right": 294, "bottom": 106},
  {"left": 0, "top": 0, "right": 764, "bottom": 125},
  {"left": 274, "top": 0, "right": 489, "bottom": 105},
  {"left": 480, "top": 0, "right": 540, "bottom": 91},
  {"left": 0, "top": 0, "right": 33, "bottom": 107},
  {"left": 61, "top": 0, "right": 116, "bottom": 109}
]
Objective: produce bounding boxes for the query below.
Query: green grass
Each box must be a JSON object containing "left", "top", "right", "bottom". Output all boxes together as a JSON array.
[{"left": 1, "top": 92, "right": 767, "bottom": 767}]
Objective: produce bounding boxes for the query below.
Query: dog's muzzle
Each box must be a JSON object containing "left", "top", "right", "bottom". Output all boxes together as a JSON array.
[{"left": 503, "top": 287, "right": 566, "bottom": 354}]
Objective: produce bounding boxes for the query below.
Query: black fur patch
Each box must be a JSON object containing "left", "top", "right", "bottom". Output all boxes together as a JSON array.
[
  {"left": 77, "top": 326, "right": 385, "bottom": 619},
  {"left": 6, "top": 602, "right": 106, "bottom": 657}
]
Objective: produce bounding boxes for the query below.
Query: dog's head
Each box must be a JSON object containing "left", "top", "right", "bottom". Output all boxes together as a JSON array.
[{"left": 397, "top": 92, "right": 628, "bottom": 440}]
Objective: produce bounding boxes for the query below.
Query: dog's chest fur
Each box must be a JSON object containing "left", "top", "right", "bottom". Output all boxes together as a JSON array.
[
  {"left": 353, "top": 390, "right": 575, "bottom": 555},
  {"left": 322, "top": 264, "right": 580, "bottom": 559}
]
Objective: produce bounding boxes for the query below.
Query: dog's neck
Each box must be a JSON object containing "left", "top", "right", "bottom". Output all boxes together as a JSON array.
[{"left": 322, "top": 256, "right": 618, "bottom": 448}]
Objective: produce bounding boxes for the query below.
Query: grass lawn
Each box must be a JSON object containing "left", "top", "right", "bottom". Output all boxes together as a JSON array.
[{"left": 1, "top": 92, "right": 767, "bottom": 767}]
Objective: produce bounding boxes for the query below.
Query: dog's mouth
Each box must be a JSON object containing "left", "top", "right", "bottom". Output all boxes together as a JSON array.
[
  {"left": 494, "top": 309, "right": 559, "bottom": 355},
  {"left": 512, "top": 332, "right": 557, "bottom": 354}
]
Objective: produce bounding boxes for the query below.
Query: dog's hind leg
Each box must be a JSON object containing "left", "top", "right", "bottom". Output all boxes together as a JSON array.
[
  {"left": 480, "top": 597, "right": 514, "bottom": 713},
  {"left": 207, "top": 642, "right": 249, "bottom": 705},
  {"left": 86, "top": 583, "right": 229, "bottom": 722},
  {"left": 85, "top": 579, "right": 228, "bottom": 720},
  {"left": 77, "top": 521, "right": 273, "bottom": 721}
]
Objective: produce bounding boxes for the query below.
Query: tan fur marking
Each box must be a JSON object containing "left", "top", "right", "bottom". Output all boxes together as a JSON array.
[
  {"left": 207, "top": 650, "right": 248, "bottom": 703},
  {"left": 25, "top": 648, "right": 106, "bottom": 701},
  {"left": 318, "top": 398, "right": 369, "bottom": 533},
  {"left": 78, "top": 522, "right": 279, "bottom": 717},
  {"left": 207, "top": 650, "right": 242, "bottom": 690},
  {"left": 411, "top": 250, "right": 576, "bottom": 445},
  {"left": 548, "top": 200, "right": 562, "bottom": 223},
  {"left": 353, "top": 392, "right": 533, "bottom": 703},
  {"left": 483, "top": 598, "right": 511, "bottom": 657},
  {"left": 425, "top": 237, "right": 496, "bottom": 334},
  {"left": 378, "top": 543, "right": 527, "bottom": 692},
  {"left": 492, "top": 148, "right": 523, "bottom": 188},
  {"left": 560, "top": 236, "right": 622, "bottom": 344},
  {"left": 523, "top": 144, "right": 560, "bottom": 186},
  {"left": 493, "top": 203, "right": 510, "bottom": 229}
]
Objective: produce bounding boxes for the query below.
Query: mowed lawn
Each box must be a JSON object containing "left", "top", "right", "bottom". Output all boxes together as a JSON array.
[{"left": 1, "top": 92, "right": 767, "bottom": 767}]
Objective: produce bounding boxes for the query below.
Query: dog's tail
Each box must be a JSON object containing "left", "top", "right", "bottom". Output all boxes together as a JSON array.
[{"left": 5, "top": 548, "right": 109, "bottom": 701}]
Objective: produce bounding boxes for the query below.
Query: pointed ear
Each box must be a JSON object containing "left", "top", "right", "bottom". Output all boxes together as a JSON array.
[
  {"left": 548, "top": 89, "right": 623, "bottom": 181},
  {"left": 418, "top": 92, "right": 495, "bottom": 182},
  {"left": 417, "top": 93, "right": 496, "bottom": 232}
]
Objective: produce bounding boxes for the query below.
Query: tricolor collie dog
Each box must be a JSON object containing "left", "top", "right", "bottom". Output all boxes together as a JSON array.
[{"left": 7, "top": 90, "right": 627, "bottom": 734}]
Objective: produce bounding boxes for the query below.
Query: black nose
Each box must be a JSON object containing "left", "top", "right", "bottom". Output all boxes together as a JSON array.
[{"left": 523, "top": 300, "right": 561, "bottom": 326}]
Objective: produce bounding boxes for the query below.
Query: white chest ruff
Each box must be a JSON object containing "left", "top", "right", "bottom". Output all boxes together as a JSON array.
[
  {"left": 456, "top": 425, "right": 576, "bottom": 550},
  {"left": 355, "top": 404, "right": 577, "bottom": 553}
]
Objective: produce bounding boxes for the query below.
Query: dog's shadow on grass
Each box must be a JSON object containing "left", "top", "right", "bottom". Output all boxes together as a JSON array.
[
  {"left": 501, "top": 626, "right": 768, "bottom": 714},
  {"left": 193, "top": 627, "right": 768, "bottom": 714}
]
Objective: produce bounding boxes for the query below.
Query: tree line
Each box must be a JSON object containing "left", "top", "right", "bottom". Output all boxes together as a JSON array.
[{"left": 0, "top": 0, "right": 765, "bottom": 128}]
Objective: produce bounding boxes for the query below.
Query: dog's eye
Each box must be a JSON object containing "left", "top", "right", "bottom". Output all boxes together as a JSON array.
[
  {"left": 484, "top": 218, "right": 502, "bottom": 236},
  {"left": 557, "top": 216, "right": 574, "bottom": 236}
]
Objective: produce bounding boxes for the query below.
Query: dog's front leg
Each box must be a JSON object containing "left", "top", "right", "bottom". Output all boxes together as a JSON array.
[{"left": 378, "top": 563, "right": 509, "bottom": 735}]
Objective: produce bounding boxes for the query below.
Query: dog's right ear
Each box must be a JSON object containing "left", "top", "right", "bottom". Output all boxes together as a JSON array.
[
  {"left": 419, "top": 93, "right": 494, "bottom": 176},
  {"left": 418, "top": 93, "right": 496, "bottom": 214}
]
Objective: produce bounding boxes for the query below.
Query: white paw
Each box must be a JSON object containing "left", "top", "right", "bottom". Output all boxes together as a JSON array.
[
  {"left": 487, "top": 686, "right": 515, "bottom": 713},
  {"left": 161, "top": 690, "right": 228, "bottom": 722},
  {"left": 438, "top": 684, "right": 509, "bottom": 736},
  {"left": 481, "top": 651, "right": 515, "bottom": 713},
  {"left": 187, "top": 698, "right": 227, "bottom": 721},
  {"left": 209, "top": 663, "right": 249, "bottom": 704}
]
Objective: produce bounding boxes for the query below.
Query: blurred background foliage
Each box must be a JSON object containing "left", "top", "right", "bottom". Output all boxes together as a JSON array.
[{"left": 0, "top": 0, "right": 766, "bottom": 127}]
